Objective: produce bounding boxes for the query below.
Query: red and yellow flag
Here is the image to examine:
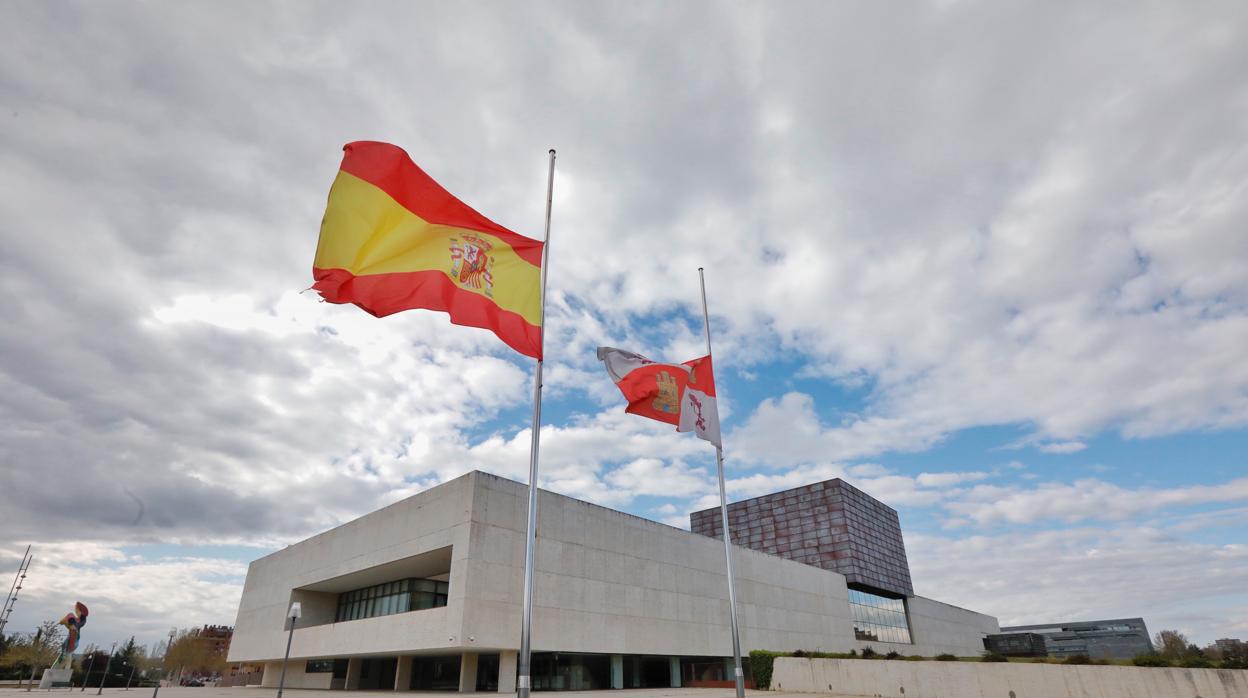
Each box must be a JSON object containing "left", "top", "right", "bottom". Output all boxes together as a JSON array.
[{"left": 312, "top": 141, "right": 544, "bottom": 358}]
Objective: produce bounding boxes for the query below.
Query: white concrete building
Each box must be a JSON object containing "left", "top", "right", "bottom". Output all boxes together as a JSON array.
[{"left": 228, "top": 471, "right": 997, "bottom": 691}]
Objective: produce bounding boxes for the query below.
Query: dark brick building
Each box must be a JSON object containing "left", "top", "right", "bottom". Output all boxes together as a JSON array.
[{"left": 690, "top": 478, "right": 913, "bottom": 597}]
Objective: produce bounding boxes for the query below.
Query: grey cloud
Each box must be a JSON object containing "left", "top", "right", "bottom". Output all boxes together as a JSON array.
[{"left": 2, "top": 0, "right": 1248, "bottom": 646}]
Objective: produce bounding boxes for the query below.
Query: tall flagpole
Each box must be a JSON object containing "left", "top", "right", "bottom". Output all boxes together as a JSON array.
[
  {"left": 698, "top": 267, "right": 746, "bottom": 698},
  {"left": 517, "top": 149, "right": 556, "bottom": 698}
]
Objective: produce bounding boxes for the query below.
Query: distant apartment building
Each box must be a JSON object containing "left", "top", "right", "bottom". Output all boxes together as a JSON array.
[
  {"left": 1216, "top": 638, "right": 1245, "bottom": 654},
  {"left": 197, "top": 624, "right": 233, "bottom": 656},
  {"left": 998, "top": 618, "right": 1152, "bottom": 660}
]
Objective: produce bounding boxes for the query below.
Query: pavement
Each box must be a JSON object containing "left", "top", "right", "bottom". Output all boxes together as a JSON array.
[{"left": 0, "top": 688, "right": 853, "bottom": 698}]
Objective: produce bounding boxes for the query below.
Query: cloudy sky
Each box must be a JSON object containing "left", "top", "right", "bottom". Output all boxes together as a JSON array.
[{"left": 2, "top": 1, "right": 1247, "bottom": 653}]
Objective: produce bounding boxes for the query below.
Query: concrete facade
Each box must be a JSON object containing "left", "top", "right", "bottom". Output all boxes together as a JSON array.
[
  {"left": 770, "top": 656, "right": 1248, "bottom": 698},
  {"left": 691, "top": 480, "right": 912, "bottom": 597},
  {"left": 228, "top": 472, "right": 996, "bottom": 691}
]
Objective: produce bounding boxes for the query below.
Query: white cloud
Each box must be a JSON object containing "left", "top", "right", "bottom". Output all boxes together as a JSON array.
[
  {"left": 0, "top": 543, "right": 246, "bottom": 652},
  {"left": 1037, "top": 441, "right": 1088, "bottom": 454},
  {"left": 916, "top": 471, "right": 991, "bottom": 487},
  {"left": 945, "top": 477, "right": 1248, "bottom": 525},
  {"left": 909, "top": 526, "right": 1248, "bottom": 646},
  {"left": 1, "top": 0, "right": 1247, "bottom": 648}
]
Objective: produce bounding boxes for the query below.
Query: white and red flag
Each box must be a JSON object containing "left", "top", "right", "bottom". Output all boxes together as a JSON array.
[{"left": 596, "top": 346, "right": 721, "bottom": 447}]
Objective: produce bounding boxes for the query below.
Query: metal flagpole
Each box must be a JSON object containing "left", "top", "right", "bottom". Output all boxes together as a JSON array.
[
  {"left": 516, "top": 149, "right": 556, "bottom": 698},
  {"left": 698, "top": 267, "right": 746, "bottom": 698}
]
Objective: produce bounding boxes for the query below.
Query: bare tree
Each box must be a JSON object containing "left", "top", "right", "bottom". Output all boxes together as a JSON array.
[{"left": 1154, "top": 630, "right": 1190, "bottom": 660}]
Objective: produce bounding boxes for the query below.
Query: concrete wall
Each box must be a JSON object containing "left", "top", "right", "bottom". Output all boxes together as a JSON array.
[
  {"left": 771, "top": 656, "right": 1248, "bottom": 698},
  {"left": 259, "top": 661, "right": 335, "bottom": 690},
  {"left": 460, "top": 471, "right": 853, "bottom": 657},
  {"left": 229, "top": 470, "right": 996, "bottom": 666},
  {"left": 228, "top": 474, "right": 475, "bottom": 663},
  {"left": 459, "top": 472, "right": 993, "bottom": 658},
  {"left": 892, "top": 596, "right": 1000, "bottom": 658}
]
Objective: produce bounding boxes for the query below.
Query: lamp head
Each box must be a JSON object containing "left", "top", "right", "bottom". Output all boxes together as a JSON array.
[{"left": 288, "top": 602, "right": 302, "bottom": 620}]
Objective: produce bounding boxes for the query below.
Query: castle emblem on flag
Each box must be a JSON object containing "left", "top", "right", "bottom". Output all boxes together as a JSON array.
[
  {"left": 450, "top": 233, "right": 495, "bottom": 296},
  {"left": 653, "top": 370, "right": 680, "bottom": 414}
]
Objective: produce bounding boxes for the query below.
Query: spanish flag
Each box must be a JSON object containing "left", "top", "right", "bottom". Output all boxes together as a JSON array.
[{"left": 313, "top": 141, "right": 545, "bottom": 358}]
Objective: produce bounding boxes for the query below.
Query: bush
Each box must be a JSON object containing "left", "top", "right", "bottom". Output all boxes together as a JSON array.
[
  {"left": 935, "top": 654, "right": 958, "bottom": 661},
  {"left": 1030, "top": 657, "right": 1051, "bottom": 663},
  {"left": 884, "top": 651, "right": 902, "bottom": 660},
  {"left": 1062, "top": 654, "right": 1092, "bottom": 665},
  {"left": 847, "top": 650, "right": 857, "bottom": 658},
  {"left": 1132, "top": 653, "right": 1169, "bottom": 667},
  {"left": 1221, "top": 657, "right": 1248, "bottom": 670},
  {"left": 981, "top": 652, "right": 1009, "bottom": 662},
  {"left": 860, "top": 647, "right": 877, "bottom": 659},
  {"left": 1179, "top": 655, "right": 1213, "bottom": 669},
  {"left": 748, "top": 650, "right": 782, "bottom": 690}
]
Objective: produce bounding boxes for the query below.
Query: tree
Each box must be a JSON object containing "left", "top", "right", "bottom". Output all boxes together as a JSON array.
[
  {"left": 165, "top": 627, "right": 228, "bottom": 680},
  {"left": 80, "top": 648, "right": 114, "bottom": 687},
  {"left": 0, "top": 622, "right": 64, "bottom": 681},
  {"left": 1154, "top": 630, "right": 1189, "bottom": 660},
  {"left": 1221, "top": 642, "right": 1248, "bottom": 670}
]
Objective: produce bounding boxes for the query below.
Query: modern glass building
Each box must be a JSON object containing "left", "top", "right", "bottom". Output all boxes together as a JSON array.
[{"left": 997, "top": 618, "right": 1153, "bottom": 660}]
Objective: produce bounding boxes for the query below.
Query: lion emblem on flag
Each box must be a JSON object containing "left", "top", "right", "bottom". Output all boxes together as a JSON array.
[{"left": 450, "top": 234, "right": 495, "bottom": 296}]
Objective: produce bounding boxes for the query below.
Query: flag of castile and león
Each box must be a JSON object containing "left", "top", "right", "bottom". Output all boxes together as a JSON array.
[
  {"left": 596, "top": 347, "right": 722, "bottom": 447},
  {"left": 312, "top": 141, "right": 544, "bottom": 358}
]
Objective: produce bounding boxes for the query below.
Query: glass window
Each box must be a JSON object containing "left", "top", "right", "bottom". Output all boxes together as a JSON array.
[
  {"left": 848, "top": 587, "right": 911, "bottom": 644},
  {"left": 333, "top": 576, "right": 450, "bottom": 622}
]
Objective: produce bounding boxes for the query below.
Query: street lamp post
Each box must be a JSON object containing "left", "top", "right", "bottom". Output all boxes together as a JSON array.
[
  {"left": 274, "top": 603, "right": 300, "bottom": 698},
  {"left": 97, "top": 642, "right": 116, "bottom": 695},
  {"left": 125, "top": 665, "right": 135, "bottom": 691},
  {"left": 80, "top": 654, "right": 96, "bottom": 692}
]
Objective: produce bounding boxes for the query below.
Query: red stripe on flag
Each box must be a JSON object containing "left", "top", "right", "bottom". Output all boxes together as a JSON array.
[
  {"left": 313, "top": 267, "right": 542, "bottom": 359},
  {"left": 337, "top": 141, "right": 545, "bottom": 268}
]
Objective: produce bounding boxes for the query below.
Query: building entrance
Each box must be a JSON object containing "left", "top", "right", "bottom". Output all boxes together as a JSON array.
[
  {"left": 358, "top": 657, "right": 398, "bottom": 690},
  {"left": 624, "top": 656, "right": 670, "bottom": 688},
  {"left": 476, "top": 654, "right": 500, "bottom": 692},
  {"left": 409, "top": 655, "right": 460, "bottom": 691}
]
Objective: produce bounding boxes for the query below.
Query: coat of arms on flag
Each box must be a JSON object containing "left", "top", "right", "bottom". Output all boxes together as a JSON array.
[{"left": 450, "top": 233, "right": 495, "bottom": 296}]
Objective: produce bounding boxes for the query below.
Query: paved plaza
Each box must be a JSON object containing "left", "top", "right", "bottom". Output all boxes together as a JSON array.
[{"left": 0, "top": 688, "right": 855, "bottom": 698}]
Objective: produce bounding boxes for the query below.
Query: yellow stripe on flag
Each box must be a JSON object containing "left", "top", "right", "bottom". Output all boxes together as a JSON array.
[{"left": 315, "top": 171, "right": 542, "bottom": 326}]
